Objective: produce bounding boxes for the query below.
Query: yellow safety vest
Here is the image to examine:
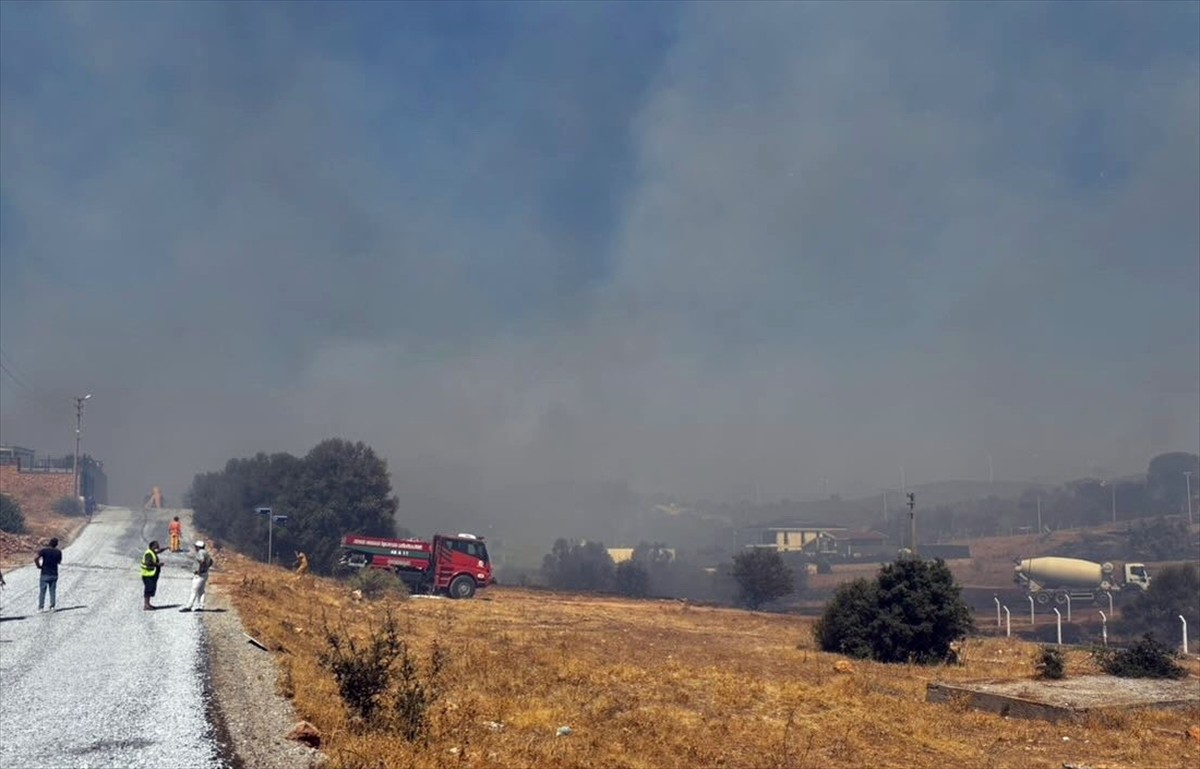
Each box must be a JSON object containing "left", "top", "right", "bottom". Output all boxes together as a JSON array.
[{"left": 140, "top": 548, "right": 160, "bottom": 578}]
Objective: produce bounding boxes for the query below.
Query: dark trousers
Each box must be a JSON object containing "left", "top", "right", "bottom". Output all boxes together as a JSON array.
[{"left": 142, "top": 574, "right": 160, "bottom": 599}]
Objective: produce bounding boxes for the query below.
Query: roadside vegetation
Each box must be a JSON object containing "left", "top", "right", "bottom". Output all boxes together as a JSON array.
[
  {"left": 0, "top": 493, "right": 27, "bottom": 534},
  {"left": 51, "top": 495, "right": 84, "bottom": 517},
  {"left": 212, "top": 551, "right": 1198, "bottom": 769}
]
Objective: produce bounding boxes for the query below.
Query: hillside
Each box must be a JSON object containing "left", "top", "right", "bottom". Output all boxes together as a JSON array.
[{"left": 214, "top": 554, "right": 1198, "bottom": 769}]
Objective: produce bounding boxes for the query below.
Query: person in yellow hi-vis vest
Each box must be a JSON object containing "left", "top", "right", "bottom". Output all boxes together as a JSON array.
[
  {"left": 141, "top": 540, "right": 167, "bottom": 610},
  {"left": 168, "top": 517, "right": 183, "bottom": 553},
  {"left": 293, "top": 551, "right": 309, "bottom": 580}
]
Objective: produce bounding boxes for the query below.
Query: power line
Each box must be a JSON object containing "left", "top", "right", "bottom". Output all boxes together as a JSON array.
[
  {"left": 0, "top": 346, "right": 69, "bottom": 419},
  {"left": 0, "top": 358, "right": 34, "bottom": 393},
  {"left": 0, "top": 346, "right": 35, "bottom": 391}
]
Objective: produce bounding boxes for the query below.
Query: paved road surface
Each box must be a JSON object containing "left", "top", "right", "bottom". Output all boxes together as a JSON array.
[{"left": 0, "top": 506, "right": 230, "bottom": 769}]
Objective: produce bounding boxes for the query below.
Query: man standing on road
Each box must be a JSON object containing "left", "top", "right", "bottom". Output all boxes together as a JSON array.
[
  {"left": 180, "top": 541, "right": 213, "bottom": 613},
  {"left": 141, "top": 540, "right": 167, "bottom": 610},
  {"left": 35, "top": 537, "right": 62, "bottom": 612}
]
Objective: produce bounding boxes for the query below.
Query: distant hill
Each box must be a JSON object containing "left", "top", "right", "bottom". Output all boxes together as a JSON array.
[{"left": 719, "top": 479, "right": 1059, "bottom": 531}]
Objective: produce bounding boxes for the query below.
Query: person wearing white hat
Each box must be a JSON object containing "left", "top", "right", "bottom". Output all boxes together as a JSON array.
[{"left": 180, "top": 540, "right": 213, "bottom": 613}]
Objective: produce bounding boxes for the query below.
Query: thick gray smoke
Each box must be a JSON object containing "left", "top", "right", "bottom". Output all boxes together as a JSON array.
[{"left": 2, "top": 3, "right": 1197, "bottom": 537}]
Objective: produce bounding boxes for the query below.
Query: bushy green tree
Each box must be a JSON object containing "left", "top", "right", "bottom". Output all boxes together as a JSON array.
[
  {"left": 187, "top": 439, "right": 400, "bottom": 574},
  {"left": 0, "top": 493, "right": 27, "bottom": 534},
  {"left": 541, "top": 538, "right": 615, "bottom": 591},
  {"left": 814, "top": 557, "right": 973, "bottom": 664},
  {"left": 279, "top": 439, "right": 400, "bottom": 574},
  {"left": 732, "top": 548, "right": 794, "bottom": 609}
]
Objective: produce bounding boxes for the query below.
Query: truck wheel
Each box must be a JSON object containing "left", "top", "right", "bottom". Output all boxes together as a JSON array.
[
  {"left": 1035, "top": 592, "right": 1050, "bottom": 605},
  {"left": 1054, "top": 592, "right": 1068, "bottom": 604},
  {"left": 449, "top": 575, "right": 476, "bottom": 600}
]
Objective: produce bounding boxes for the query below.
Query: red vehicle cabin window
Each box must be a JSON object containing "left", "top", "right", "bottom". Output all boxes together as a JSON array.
[{"left": 450, "top": 539, "right": 488, "bottom": 562}]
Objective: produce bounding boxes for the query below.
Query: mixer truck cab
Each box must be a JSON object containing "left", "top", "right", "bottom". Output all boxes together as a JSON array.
[{"left": 1125, "top": 563, "right": 1150, "bottom": 589}]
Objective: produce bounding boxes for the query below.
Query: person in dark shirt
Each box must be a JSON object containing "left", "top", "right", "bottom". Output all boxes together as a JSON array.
[{"left": 35, "top": 537, "right": 63, "bottom": 612}]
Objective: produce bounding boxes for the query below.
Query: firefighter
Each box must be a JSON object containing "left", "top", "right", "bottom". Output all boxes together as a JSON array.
[{"left": 168, "top": 516, "right": 183, "bottom": 553}]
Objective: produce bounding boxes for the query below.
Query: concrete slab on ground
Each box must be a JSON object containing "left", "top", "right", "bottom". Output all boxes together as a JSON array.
[{"left": 926, "top": 676, "right": 1200, "bottom": 723}]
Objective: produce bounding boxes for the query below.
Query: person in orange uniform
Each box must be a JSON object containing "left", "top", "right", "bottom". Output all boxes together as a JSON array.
[{"left": 168, "top": 516, "right": 183, "bottom": 553}]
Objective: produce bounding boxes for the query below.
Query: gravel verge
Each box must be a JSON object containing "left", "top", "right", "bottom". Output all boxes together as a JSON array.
[{"left": 202, "top": 583, "right": 324, "bottom": 769}]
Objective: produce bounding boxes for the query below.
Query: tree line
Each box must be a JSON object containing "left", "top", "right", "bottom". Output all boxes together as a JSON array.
[
  {"left": 539, "top": 537, "right": 802, "bottom": 609},
  {"left": 186, "top": 438, "right": 403, "bottom": 574}
]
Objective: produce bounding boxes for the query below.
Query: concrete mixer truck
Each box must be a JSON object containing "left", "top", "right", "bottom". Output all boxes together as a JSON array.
[{"left": 1014, "top": 556, "right": 1150, "bottom": 607}]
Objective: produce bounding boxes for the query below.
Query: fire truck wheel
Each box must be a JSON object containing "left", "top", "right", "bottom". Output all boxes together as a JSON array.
[{"left": 449, "top": 575, "right": 476, "bottom": 600}]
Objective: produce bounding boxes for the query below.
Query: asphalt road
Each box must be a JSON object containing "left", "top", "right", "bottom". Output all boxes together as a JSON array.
[{"left": 0, "top": 506, "right": 230, "bottom": 769}]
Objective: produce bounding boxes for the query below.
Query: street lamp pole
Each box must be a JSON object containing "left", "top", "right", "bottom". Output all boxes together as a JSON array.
[
  {"left": 1185, "top": 471, "right": 1194, "bottom": 526},
  {"left": 73, "top": 394, "right": 92, "bottom": 500},
  {"left": 1111, "top": 483, "right": 1116, "bottom": 524}
]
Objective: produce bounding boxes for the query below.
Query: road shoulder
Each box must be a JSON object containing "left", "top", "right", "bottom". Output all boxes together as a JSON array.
[{"left": 202, "top": 583, "right": 324, "bottom": 769}]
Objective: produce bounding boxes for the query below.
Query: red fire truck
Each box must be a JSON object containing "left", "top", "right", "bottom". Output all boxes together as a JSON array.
[{"left": 338, "top": 532, "right": 494, "bottom": 599}]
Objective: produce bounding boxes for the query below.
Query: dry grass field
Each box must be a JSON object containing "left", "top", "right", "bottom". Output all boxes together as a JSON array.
[{"left": 211, "top": 552, "right": 1200, "bottom": 769}]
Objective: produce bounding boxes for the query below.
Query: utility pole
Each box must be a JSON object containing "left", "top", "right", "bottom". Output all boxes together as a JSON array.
[
  {"left": 1111, "top": 483, "right": 1117, "bottom": 524},
  {"left": 906, "top": 491, "right": 916, "bottom": 556},
  {"left": 1036, "top": 494, "right": 1042, "bottom": 534},
  {"left": 73, "top": 394, "right": 92, "bottom": 500},
  {"left": 1185, "top": 471, "right": 1194, "bottom": 526}
]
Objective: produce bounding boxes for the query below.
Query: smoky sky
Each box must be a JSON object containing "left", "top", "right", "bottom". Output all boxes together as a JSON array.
[{"left": 1, "top": 2, "right": 1198, "bottom": 524}]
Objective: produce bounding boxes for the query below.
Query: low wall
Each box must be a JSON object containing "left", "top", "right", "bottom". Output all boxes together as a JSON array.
[{"left": 0, "top": 465, "right": 75, "bottom": 520}]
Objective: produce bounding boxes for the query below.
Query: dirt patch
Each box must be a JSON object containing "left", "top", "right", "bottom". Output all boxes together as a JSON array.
[{"left": 0, "top": 514, "right": 90, "bottom": 572}]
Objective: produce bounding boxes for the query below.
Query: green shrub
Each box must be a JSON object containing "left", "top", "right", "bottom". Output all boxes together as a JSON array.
[
  {"left": 391, "top": 640, "right": 445, "bottom": 743},
  {"left": 1093, "top": 633, "right": 1187, "bottom": 679},
  {"left": 350, "top": 568, "right": 410, "bottom": 601},
  {"left": 813, "top": 578, "right": 877, "bottom": 659},
  {"left": 318, "top": 609, "right": 444, "bottom": 740},
  {"left": 1034, "top": 646, "right": 1066, "bottom": 679},
  {"left": 814, "top": 557, "right": 974, "bottom": 664},
  {"left": 0, "top": 493, "right": 27, "bottom": 534},
  {"left": 52, "top": 496, "right": 84, "bottom": 517},
  {"left": 319, "top": 610, "right": 404, "bottom": 725}
]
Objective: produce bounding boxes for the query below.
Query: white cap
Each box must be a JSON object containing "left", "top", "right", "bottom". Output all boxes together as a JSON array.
[{"left": 195, "top": 541, "right": 206, "bottom": 548}]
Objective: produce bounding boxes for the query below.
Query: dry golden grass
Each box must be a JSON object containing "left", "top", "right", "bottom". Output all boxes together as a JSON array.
[{"left": 212, "top": 552, "right": 1200, "bottom": 769}]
